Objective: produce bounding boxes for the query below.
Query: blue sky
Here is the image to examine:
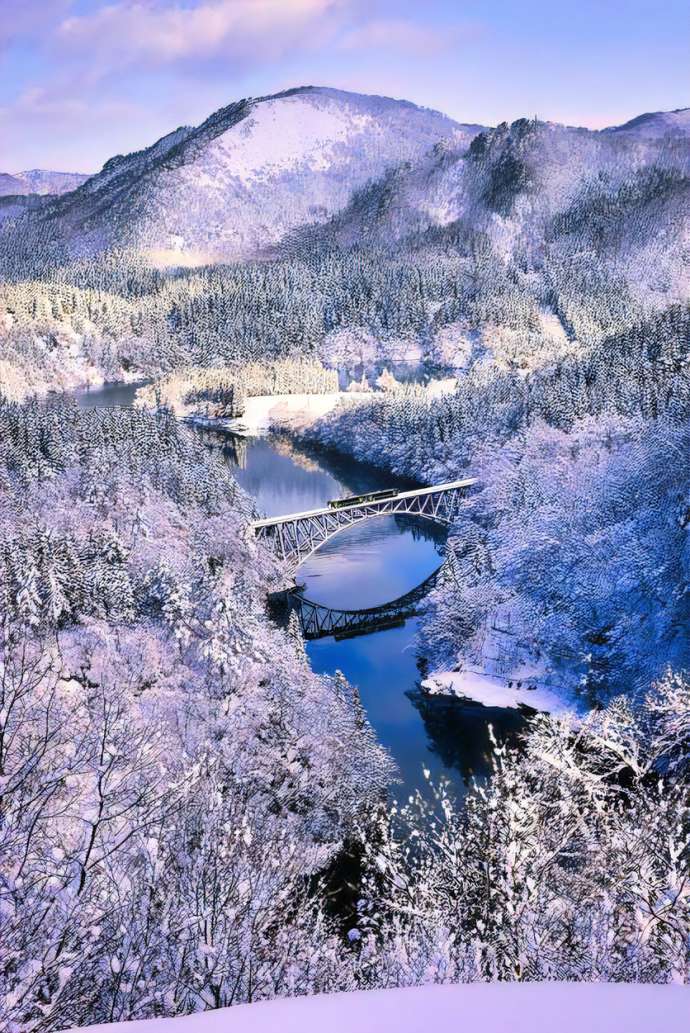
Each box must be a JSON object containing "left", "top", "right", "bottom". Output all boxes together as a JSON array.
[{"left": 1, "top": 0, "right": 688, "bottom": 172}]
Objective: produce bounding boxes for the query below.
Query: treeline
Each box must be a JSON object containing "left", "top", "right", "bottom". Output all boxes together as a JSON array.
[
  {"left": 0, "top": 280, "right": 170, "bottom": 400},
  {"left": 0, "top": 217, "right": 652, "bottom": 396},
  {"left": 0, "top": 400, "right": 248, "bottom": 627},
  {"left": 137, "top": 359, "right": 339, "bottom": 418},
  {"left": 306, "top": 304, "right": 690, "bottom": 698},
  {"left": 306, "top": 305, "right": 690, "bottom": 477}
]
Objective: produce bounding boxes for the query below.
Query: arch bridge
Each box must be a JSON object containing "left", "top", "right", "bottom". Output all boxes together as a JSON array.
[
  {"left": 284, "top": 558, "right": 458, "bottom": 641},
  {"left": 250, "top": 478, "right": 477, "bottom": 572}
]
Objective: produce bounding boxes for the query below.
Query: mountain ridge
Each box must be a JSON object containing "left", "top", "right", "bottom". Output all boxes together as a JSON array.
[
  {"left": 0, "top": 86, "right": 482, "bottom": 266},
  {"left": 0, "top": 87, "right": 688, "bottom": 276},
  {"left": 0, "top": 169, "right": 91, "bottom": 198}
]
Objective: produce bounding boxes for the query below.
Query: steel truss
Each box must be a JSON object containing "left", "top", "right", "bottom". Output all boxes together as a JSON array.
[
  {"left": 251, "top": 480, "right": 475, "bottom": 572},
  {"left": 288, "top": 558, "right": 460, "bottom": 640}
]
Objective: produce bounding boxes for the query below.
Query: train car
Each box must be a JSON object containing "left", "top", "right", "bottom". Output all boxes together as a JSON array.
[{"left": 328, "top": 488, "right": 398, "bottom": 509}]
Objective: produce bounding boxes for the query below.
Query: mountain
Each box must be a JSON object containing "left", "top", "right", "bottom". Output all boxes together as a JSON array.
[
  {"left": 0, "top": 169, "right": 90, "bottom": 197},
  {"left": 0, "top": 173, "right": 26, "bottom": 197},
  {"left": 0, "top": 89, "right": 687, "bottom": 382},
  {"left": 603, "top": 107, "right": 690, "bottom": 138},
  {"left": 295, "top": 111, "right": 690, "bottom": 314},
  {"left": 0, "top": 87, "right": 482, "bottom": 266}
]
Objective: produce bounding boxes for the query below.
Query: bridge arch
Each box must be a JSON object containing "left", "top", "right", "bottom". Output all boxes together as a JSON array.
[
  {"left": 287, "top": 559, "right": 447, "bottom": 640},
  {"left": 251, "top": 479, "right": 476, "bottom": 574}
]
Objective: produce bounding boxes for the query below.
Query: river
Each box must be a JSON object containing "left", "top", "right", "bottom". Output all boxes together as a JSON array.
[{"left": 73, "top": 382, "right": 525, "bottom": 800}]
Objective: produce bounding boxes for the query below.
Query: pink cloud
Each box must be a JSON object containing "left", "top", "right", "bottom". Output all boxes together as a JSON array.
[
  {"left": 339, "top": 17, "right": 483, "bottom": 57},
  {"left": 57, "top": 0, "right": 347, "bottom": 71},
  {"left": 3, "top": 86, "right": 139, "bottom": 125}
]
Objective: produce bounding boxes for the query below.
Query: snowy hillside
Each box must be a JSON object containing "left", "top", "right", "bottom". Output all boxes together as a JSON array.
[
  {"left": 0, "top": 169, "right": 90, "bottom": 196},
  {"left": 0, "top": 172, "right": 26, "bottom": 196},
  {"left": 604, "top": 106, "right": 690, "bottom": 138},
  {"left": 300, "top": 112, "right": 690, "bottom": 311},
  {"left": 1, "top": 87, "right": 479, "bottom": 264},
  {"left": 71, "top": 983, "right": 689, "bottom": 1033}
]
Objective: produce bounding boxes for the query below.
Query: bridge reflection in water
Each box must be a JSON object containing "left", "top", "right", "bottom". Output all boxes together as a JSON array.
[
  {"left": 271, "top": 556, "right": 455, "bottom": 641},
  {"left": 259, "top": 479, "right": 472, "bottom": 641}
]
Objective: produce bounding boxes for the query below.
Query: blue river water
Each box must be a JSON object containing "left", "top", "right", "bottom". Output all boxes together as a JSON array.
[{"left": 72, "top": 383, "right": 524, "bottom": 800}]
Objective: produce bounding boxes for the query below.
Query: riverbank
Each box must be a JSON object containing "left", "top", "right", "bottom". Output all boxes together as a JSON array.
[
  {"left": 201, "top": 390, "right": 371, "bottom": 435},
  {"left": 422, "top": 669, "right": 575, "bottom": 716}
]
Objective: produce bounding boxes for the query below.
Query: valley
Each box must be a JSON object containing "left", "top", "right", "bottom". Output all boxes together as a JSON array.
[
  {"left": 1, "top": 82, "right": 689, "bottom": 1028},
  {"left": 73, "top": 379, "right": 527, "bottom": 802}
]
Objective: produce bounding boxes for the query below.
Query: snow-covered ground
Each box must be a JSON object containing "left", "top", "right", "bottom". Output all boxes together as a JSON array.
[
  {"left": 68, "top": 983, "right": 689, "bottom": 1033},
  {"left": 220, "top": 391, "right": 370, "bottom": 434},
  {"left": 423, "top": 669, "right": 574, "bottom": 715},
  {"left": 226, "top": 379, "right": 456, "bottom": 435}
]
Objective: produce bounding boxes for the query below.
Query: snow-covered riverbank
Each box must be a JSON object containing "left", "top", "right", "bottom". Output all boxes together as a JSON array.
[
  {"left": 69, "top": 982, "right": 690, "bottom": 1033},
  {"left": 423, "top": 669, "right": 574, "bottom": 715},
  {"left": 224, "top": 390, "right": 370, "bottom": 434}
]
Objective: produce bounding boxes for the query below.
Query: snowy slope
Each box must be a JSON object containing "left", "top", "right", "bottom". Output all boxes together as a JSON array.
[
  {"left": 604, "top": 107, "right": 690, "bottom": 138},
  {"left": 308, "top": 113, "right": 690, "bottom": 243},
  {"left": 69, "top": 983, "right": 689, "bottom": 1033},
  {"left": 4, "top": 87, "right": 480, "bottom": 264},
  {"left": 299, "top": 111, "right": 690, "bottom": 309},
  {"left": 0, "top": 169, "right": 90, "bottom": 196},
  {"left": 422, "top": 670, "right": 574, "bottom": 715},
  {"left": 0, "top": 172, "right": 26, "bottom": 197}
]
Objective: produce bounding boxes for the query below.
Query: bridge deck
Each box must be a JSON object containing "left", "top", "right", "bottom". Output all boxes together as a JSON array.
[{"left": 250, "top": 478, "right": 477, "bottom": 528}]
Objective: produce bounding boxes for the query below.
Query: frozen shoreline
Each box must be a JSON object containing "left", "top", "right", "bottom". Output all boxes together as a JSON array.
[
  {"left": 201, "top": 390, "right": 371, "bottom": 435},
  {"left": 185, "top": 379, "right": 457, "bottom": 436},
  {"left": 423, "top": 668, "right": 575, "bottom": 716}
]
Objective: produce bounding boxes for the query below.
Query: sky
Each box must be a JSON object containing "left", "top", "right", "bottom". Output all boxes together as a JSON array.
[{"left": 1, "top": 0, "right": 688, "bottom": 172}]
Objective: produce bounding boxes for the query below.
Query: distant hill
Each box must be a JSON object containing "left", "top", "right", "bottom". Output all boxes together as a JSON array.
[
  {"left": 0, "top": 87, "right": 481, "bottom": 265},
  {"left": 603, "top": 107, "right": 690, "bottom": 138},
  {"left": 0, "top": 173, "right": 27, "bottom": 197},
  {"left": 0, "top": 169, "right": 90, "bottom": 197}
]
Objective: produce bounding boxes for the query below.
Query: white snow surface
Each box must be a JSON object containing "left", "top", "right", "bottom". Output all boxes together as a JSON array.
[
  {"left": 66, "top": 983, "right": 689, "bottom": 1033},
  {"left": 210, "top": 391, "right": 371, "bottom": 435},
  {"left": 423, "top": 669, "right": 574, "bottom": 715},
  {"left": 605, "top": 107, "right": 690, "bottom": 138},
  {"left": 1, "top": 169, "right": 90, "bottom": 195},
  {"left": 211, "top": 96, "right": 375, "bottom": 185}
]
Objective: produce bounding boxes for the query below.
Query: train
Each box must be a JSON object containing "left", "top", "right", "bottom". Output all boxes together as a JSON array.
[{"left": 328, "top": 488, "right": 398, "bottom": 509}]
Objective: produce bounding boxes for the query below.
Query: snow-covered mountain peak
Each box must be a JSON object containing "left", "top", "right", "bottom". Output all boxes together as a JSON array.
[
  {"left": 0, "top": 169, "right": 90, "bottom": 197},
  {"left": 187, "top": 85, "right": 465, "bottom": 189},
  {"left": 605, "top": 107, "right": 690, "bottom": 137},
  {"left": 4, "top": 86, "right": 482, "bottom": 263}
]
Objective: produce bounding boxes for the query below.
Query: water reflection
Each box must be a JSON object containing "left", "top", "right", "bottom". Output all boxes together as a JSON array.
[
  {"left": 67, "top": 384, "right": 527, "bottom": 803},
  {"left": 407, "top": 688, "right": 526, "bottom": 788},
  {"left": 69, "top": 380, "right": 150, "bottom": 408},
  {"left": 298, "top": 515, "right": 446, "bottom": 610}
]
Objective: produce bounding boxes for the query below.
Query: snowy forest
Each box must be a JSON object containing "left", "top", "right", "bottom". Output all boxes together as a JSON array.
[
  {"left": 0, "top": 84, "right": 689, "bottom": 1030},
  {"left": 1, "top": 400, "right": 688, "bottom": 1030}
]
